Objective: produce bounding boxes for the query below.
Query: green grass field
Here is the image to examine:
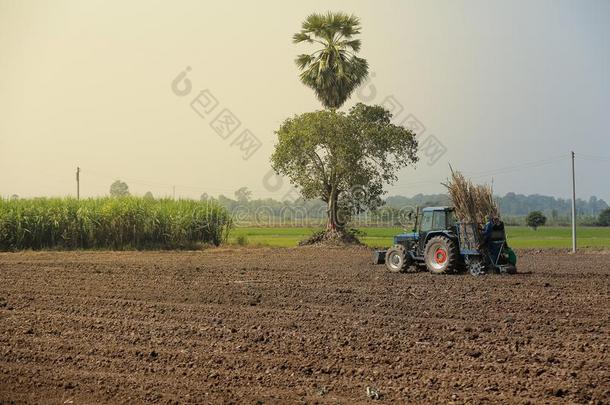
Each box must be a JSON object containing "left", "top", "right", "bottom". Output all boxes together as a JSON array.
[{"left": 229, "top": 226, "right": 610, "bottom": 248}]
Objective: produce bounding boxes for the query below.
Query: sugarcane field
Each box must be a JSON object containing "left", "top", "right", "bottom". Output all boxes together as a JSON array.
[{"left": 2, "top": 1, "right": 610, "bottom": 404}]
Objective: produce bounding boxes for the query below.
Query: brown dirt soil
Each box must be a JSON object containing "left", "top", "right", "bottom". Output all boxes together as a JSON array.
[{"left": 0, "top": 248, "right": 609, "bottom": 404}]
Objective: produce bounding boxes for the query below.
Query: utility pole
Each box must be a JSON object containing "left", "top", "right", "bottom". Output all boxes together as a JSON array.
[
  {"left": 571, "top": 151, "right": 576, "bottom": 253},
  {"left": 76, "top": 167, "right": 81, "bottom": 200}
]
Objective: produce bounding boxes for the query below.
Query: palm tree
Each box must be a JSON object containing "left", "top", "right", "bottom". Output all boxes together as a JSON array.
[{"left": 293, "top": 12, "right": 369, "bottom": 110}]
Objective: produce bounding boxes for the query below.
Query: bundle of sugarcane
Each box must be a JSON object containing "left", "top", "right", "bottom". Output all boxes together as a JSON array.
[{"left": 443, "top": 167, "right": 498, "bottom": 224}]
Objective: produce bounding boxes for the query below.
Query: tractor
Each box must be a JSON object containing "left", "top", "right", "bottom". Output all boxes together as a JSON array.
[{"left": 373, "top": 206, "right": 517, "bottom": 275}]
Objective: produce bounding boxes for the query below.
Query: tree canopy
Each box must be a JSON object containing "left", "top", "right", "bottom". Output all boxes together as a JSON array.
[
  {"left": 526, "top": 211, "right": 547, "bottom": 230},
  {"left": 271, "top": 103, "right": 417, "bottom": 230},
  {"left": 109, "top": 180, "right": 130, "bottom": 197},
  {"left": 234, "top": 187, "right": 253, "bottom": 203}
]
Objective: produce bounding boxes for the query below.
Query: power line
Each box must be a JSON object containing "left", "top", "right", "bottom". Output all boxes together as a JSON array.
[
  {"left": 79, "top": 153, "right": 576, "bottom": 196},
  {"left": 577, "top": 153, "right": 610, "bottom": 163},
  {"left": 81, "top": 167, "right": 290, "bottom": 195},
  {"left": 463, "top": 154, "right": 569, "bottom": 178},
  {"left": 387, "top": 154, "right": 569, "bottom": 190}
]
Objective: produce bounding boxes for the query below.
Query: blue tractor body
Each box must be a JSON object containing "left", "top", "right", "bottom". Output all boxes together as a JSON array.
[{"left": 393, "top": 232, "right": 418, "bottom": 245}]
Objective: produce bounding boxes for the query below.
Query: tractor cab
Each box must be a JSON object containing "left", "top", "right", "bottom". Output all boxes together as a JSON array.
[
  {"left": 415, "top": 207, "right": 456, "bottom": 256},
  {"left": 392, "top": 207, "right": 456, "bottom": 255}
]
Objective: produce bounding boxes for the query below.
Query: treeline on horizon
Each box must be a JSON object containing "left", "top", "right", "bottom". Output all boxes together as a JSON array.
[
  {"left": 385, "top": 193, "right": 608, "bottom": 217},
  {"left": 207, "top": 192, "right": 608, "bottom": 218}
]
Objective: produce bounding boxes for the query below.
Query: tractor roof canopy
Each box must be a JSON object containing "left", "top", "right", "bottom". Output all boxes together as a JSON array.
[{"left": 422, "top": 206, "right": 454, "bottom": 212}]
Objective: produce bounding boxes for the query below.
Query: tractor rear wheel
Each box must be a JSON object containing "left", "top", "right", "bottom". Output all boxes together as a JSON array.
[
  {"left": 385, "top": 245, "right": 412, "bottom": 273},
  {"left": 424, "top": 236, "right": 459, "bottom": 274}
]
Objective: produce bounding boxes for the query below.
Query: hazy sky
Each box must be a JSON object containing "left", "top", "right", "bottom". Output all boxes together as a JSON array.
[{"left": 1, "top": 0, "right": 609, "bottom": 201}]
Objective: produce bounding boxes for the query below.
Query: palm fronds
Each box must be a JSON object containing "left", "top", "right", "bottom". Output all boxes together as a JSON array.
[{"left": 293, "top": 12, "right": 369, "bottom": 109}]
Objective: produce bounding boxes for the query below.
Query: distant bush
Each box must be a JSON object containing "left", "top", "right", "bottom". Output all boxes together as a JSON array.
[
  {"left": 526, "top": 211, "right": 547, "bottom": 230},
  {"left": 579, "top": 216, "right": 601, "bottom": 227},
  {"left": 599, "top": 208, "right": 610, "bottom": 226},
  {"left": 0, "top": 197, "right": 232, "bottom": 250},
  {"left": 235, "top": 235, "right": 249, "bottom": 246}
]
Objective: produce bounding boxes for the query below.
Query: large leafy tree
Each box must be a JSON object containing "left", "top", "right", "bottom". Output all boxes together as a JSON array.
[
  {"left": 293, "top": 12, "right": 369, "bottom": 109},
  {"left": 271, "top": 103, "right": 418, "bottom": 232}
]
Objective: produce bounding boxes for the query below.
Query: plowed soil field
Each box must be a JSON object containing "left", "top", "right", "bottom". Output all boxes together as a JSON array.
[{"left": 1, "top": 248, "right": 609, "bottom": 404}]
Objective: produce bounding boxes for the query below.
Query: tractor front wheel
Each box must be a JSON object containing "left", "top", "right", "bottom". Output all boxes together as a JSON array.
[
  {"left": 385, "top": 245, "right": 412, "bottom": 273},
  {"left": 424, "top": 236, "right": 458, "bottom": 274}
]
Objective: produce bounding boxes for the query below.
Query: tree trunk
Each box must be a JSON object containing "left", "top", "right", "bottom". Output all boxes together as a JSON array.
[{"left": 326, "top": 189, "right": 338, "bottom": 232}]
